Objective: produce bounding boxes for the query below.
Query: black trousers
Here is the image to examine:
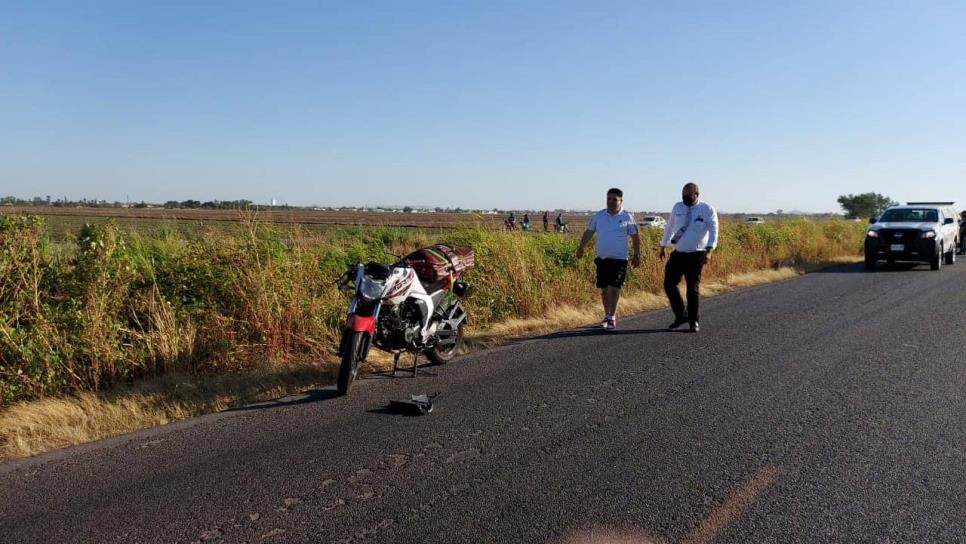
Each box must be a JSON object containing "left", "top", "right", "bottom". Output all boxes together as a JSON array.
[{"left": 664, "top": 250, "right": 705, "bottom": 324}]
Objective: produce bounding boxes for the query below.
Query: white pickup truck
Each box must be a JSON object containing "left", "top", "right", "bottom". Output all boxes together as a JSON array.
[{"left": 865, "top": 202, "right": 960, "bottom": 270}]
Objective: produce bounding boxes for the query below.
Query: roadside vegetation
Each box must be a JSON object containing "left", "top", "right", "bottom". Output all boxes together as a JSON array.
[{"left": 0, "top": 213, "right": 865, "bottom": 458}]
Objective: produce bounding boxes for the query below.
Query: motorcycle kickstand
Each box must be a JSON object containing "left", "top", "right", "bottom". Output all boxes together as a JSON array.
[
  {"left": 391, "top": 352, "right": 402, "bottom": 376},
  {"left": 411, "top": 352, "right": 419, "bottom": 377}
]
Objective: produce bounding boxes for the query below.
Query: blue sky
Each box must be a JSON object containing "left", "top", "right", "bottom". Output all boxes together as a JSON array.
[{"left": 1, "top": 1, "right": 964, "bottom": 212}]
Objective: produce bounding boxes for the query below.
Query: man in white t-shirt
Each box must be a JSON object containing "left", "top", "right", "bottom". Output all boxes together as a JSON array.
[
  {"left": 576, "top": 188, "right": 641, "bottom": 331},
  {"left": 659, "top": 182, "right": 719, "bottom": 333}
]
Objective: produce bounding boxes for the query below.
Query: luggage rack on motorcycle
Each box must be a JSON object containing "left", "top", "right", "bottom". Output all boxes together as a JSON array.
[{"left": 401, "top": 244, "right": 474, "bottom": 284}]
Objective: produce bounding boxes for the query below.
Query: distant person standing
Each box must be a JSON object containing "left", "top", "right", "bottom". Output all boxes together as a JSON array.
[
  {"left": 576, "top": 188, "right": 641, "bottom": 331},
  {"left": 660, "top": 182, "right": 719, "bottom": 333},
  {"left": 556, "top": 212, "right": 568, "bottom": 233},
  {"left": 543, "top": 211, "right": 550, "bottom": 232},
  {"left": 522, "top": 212, "right": 531, "bottom": 231}
]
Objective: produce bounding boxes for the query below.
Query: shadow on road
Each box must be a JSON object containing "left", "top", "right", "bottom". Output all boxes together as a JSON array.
[
  {"left": 815, "top": 262, "right": 928, "bottom": 274},
  {"left": 365, "top": 406, "right": 429, "bottom": 417},
  {"left": 228, "top": 366, "right": 441, "bottom": 414},
  {"left": 363, "top": 366, "right": 439, "bottom": 380},
  {"left": 229, "top": 388, "right": 340, "bottom": 412},
  {"left": 540, "top": 327, "right": 685, "bottom": 340}
]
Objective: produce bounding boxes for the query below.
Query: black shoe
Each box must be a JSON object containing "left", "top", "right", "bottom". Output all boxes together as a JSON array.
[
  {"left": 688, "top": 322, "right": 700, "bottom": 333},
  {"left": 669, "top": 317, "right": 689, "bottom": 330}
]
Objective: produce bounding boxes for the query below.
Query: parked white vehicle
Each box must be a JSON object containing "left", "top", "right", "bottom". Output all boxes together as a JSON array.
[
  {"left": 746, "top": 216, "right": 766, "bottom": 224},
  {"left": 639, "top": 215, "right": 667, "bottom": 229}
]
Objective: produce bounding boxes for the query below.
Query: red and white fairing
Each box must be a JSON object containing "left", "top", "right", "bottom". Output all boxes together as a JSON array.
[
  {"left": 378, "top": 266, "right": 436, "bottom": 339},
  {"left": 383, "top": 266, "right": 420, "bottom": 304}
]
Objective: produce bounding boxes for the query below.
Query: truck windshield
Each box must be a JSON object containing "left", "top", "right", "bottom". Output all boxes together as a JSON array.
[{"left": 879, "top": 209, "right": 938, "bottom": 223}]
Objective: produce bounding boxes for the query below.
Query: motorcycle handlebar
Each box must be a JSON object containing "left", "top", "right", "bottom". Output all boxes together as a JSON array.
[{"left": 334, "top": 263, "right": 361, "bottom": 286}]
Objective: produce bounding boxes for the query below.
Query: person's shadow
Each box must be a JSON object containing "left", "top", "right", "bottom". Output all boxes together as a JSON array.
[{"left": 539, "top": 327, "right": 684, "bottom": 340}]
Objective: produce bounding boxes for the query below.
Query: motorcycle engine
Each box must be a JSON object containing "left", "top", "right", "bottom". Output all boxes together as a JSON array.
[{"left": 378, "top": 301, "right": 424, "bottom": 350}]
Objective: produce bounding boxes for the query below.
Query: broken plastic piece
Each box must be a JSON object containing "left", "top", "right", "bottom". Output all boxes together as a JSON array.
[{"left": 387, "top": 393, "right": 438, "bottom": 415}]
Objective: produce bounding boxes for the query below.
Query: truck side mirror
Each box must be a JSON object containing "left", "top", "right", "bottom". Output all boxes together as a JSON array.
[{"left": 869, "top": 217, "right": 877, "bottom": 224}]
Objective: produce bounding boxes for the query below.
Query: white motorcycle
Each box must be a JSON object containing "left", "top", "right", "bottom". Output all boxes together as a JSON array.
[{"left": 335, "top": 245, "right": 474, "bottom": 395}]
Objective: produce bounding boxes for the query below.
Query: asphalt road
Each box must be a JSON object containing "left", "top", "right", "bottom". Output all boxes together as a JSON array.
[{"left": 3, "top": 261, "right": 966, "bottom": 544}]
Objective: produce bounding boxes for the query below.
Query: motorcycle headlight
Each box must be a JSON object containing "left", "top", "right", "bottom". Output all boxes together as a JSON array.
[
  {"left": 358, "top": 277, "right": 386, "bottom": 300},
  {"left": 866, "top": 230, "right": 878, "bottom": 238},
  {"left": 921, "top": 230, "right": 936, "bottom": 239}
]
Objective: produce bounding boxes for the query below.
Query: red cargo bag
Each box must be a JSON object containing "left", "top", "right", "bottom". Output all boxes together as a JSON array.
[{"left": 403, "top": 244, "right": 475, "bottom": 283}]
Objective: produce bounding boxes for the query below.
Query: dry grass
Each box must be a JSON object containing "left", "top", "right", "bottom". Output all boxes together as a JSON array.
[
  {"left": 0, "top": 363, "right": 330, "bottom": 460},
  {"left": 0, "top": 260, "right": 860, "bottom": 462}
]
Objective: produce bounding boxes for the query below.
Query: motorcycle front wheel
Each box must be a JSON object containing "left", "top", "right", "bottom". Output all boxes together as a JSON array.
[
  {"left": 426, "top": 323, "right": 464, "bottom": 365},
  {"left": 337, "top": 330, "right": 368, "bottom": 395}
]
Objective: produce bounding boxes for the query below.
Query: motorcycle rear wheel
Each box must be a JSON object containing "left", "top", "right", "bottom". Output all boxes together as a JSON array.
[
  {"left": 426, "top": 323, "right": 464, "bottom": 365},
  {"left": 337, "top": 331, "right": 367, "bottom": 395}
]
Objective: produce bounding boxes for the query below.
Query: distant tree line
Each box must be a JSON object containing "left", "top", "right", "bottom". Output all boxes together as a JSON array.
[
  {"left": 162, "top": 199, "right": 255, "bottom": 210},
  {"left": 1, "top": 196, "right": 261, "bottom": 210},
  {"left": 2, "top": 196, "right": 550, "bottom": 214},
  {"left": 0, "top": 195, "right": 137, "bottom": 208}
]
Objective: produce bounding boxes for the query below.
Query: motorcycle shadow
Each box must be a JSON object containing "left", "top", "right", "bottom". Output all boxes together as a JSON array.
[
  {"left": 363, "top": 367, "right": 440, "bottom": 380},
  {"left": 228, "top": 388, "right": 340, "bottom": 412}
]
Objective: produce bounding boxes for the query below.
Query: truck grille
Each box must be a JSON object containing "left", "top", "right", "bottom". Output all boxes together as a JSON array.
[{"left": 877, "top": 228, "right": 921, "bottom": 243}]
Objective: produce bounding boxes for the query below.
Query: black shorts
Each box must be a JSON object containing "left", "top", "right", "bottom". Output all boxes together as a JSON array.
[{"left": 595, "top": 257, "right": 628, "bottom": 289}]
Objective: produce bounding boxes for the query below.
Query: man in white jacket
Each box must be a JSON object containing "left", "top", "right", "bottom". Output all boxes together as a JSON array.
[{"left": 660, "top": 182, "right": 719, "bottom": 333}]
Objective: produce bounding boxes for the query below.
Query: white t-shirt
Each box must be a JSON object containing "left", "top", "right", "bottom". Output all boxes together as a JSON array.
[{"left": 588, "top": 208, "right": 639, "bottom": 260}]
